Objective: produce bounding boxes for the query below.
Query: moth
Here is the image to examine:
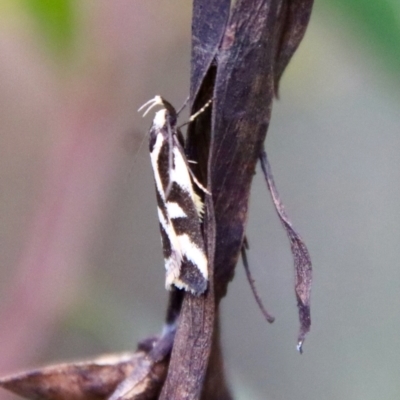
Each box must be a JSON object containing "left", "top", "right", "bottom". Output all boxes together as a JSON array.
[{"left": 138, "top": 96, "right": 210, "bottom": 295}]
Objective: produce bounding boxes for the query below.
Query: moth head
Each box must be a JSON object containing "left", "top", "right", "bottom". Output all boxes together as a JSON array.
[
  {"left": 154, "top": 109, "right": 168, "bottom": 128},
  {"left": 138, "top": 95, "right": 177, "bottom": 125}
]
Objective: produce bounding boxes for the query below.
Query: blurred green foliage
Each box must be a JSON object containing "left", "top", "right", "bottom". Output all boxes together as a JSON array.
[
  {"left": 6, "top": 0, "right": 400, "bottom": 80},
  {"left": 20, "top": 0, "right": 76, "bottom": 56},
  {"left": 324, "top": 0, "right": 400, "bottom": 79}
]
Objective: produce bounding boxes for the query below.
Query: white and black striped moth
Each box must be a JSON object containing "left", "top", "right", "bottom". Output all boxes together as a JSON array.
[{"left": 138, "top": 96, "right": 209, "bottom": 295}]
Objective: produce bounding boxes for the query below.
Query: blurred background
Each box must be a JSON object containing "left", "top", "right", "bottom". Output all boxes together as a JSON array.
[{"left": 0, "top": 1, "right": 399, "bottom": 399}]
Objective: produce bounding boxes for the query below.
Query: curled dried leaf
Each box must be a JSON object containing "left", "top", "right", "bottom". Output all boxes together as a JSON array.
[{"left": 260, "top": 149, "right": 312, "bottom": 352}]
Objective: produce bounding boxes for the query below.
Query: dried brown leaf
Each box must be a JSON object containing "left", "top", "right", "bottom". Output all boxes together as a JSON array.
[
  {"left": 108, "top": 357, "right": 168, "bottom": 400},
  {"left": 109, "top": 327, "right": 173, "bottom": 400},
  {"left": 0, "top": 352, "right": 138, "bottom": 400}
]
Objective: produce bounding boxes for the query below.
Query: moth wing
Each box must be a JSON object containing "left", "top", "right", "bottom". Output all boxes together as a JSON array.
[
  {"left": 166, "top": 145, "right": 208, "bottom": 294},
  {"left": 157, "top": 206, "right": 184, "bottom": 288},
  {"left": 149, "top": 120, "right": 208, "bottom": 295},
  {"left": 148, "top": 129, "right": 183, "bottom": 288}
]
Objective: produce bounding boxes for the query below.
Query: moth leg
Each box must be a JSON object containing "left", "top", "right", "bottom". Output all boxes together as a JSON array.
[
  {"left": 177, "top": 98, "right": 213, "bottom": 129},
  {"left": 188, "top": 98, "right": 213, "bottom": 122},
  {"left": 188, "top": 167, "right": 210, "bottom": 195},
  {"left": 172, "top": 135, "right": 210, "bottom": 195}
]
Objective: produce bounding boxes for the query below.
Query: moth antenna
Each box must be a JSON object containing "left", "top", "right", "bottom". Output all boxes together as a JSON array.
[
  {"left": 176, "top": 95, "right": 190, "bottom": 116},
  {"left": 165, "top": 122, "right": 174, "bottom": 199},
  {"left": 138, "top": 95, "right": 164, "bottom": 117}
]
